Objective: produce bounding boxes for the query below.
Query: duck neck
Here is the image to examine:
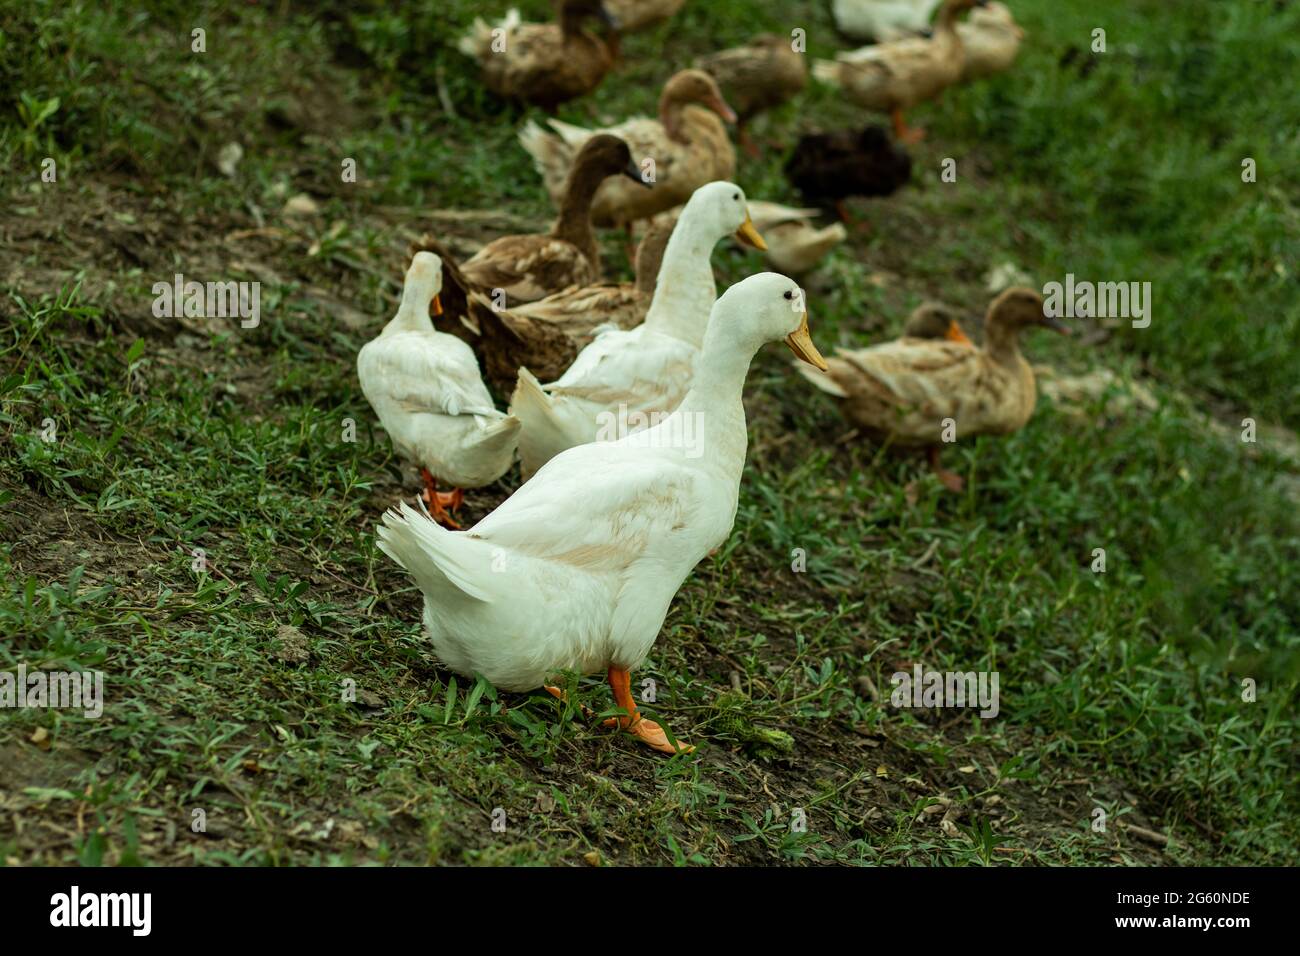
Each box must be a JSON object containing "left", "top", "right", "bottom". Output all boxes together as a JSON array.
[
  {"left": 634, "top": 223, "right": 672, "bottom": 293},
  {"left": 384, "top": 284, "right": 434, "bottom": 335},
  {"left": 557, "top": 3, "right": 585, "bottom": 37},
  {"left": 660, "top": 93, "right": 708, "bottom": 144},
  {"left": 642, "top": 218, "right": 719, "bottom": 346},
  {"left": 551, "top": 165, "right": 602, "bottom": 266},
  {"left": 982, "top": 317, "right": 1024, "bottom": 366},
  {"left": 674, "top": 322, "right": 757, "bottom": 472},
  {"left": 935, "top": 1, "right": 965, "bottom": 42}
]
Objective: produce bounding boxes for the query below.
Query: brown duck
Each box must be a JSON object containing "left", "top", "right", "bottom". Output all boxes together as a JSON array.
[
  {"left": 900, "top": 301, "right": 974, "bottom": 345},
  {"left": 813, "top": 0, "right": 987, "bottom": 143},
  {"left": 519, "top": 70, "right": 737, "bottom": 231},
  {"left": 796, "top": 288, "right": 1067, "bottom": 491},
  {"left": 457, "top": 0, "right": 617, "bottom": 111},
  {"left": 452, "top": 134, "right": 646, "bottom": 306},
  {"left": 696, "top": 34, "right": 808, "bottom": 156}
]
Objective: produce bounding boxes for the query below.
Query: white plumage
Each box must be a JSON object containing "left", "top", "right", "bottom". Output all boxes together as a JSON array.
[
  {"left": 510, "top": 181, "right": 757, "bottom": 476},
  {"left": 831, "top": 0, "right": 943, "bottom": 42},
  {"left": 357, "top": 252, "right": 519, "bottom": 490},
  {"left": 376, "top": 272, "right": 828, "bottom": 754}
]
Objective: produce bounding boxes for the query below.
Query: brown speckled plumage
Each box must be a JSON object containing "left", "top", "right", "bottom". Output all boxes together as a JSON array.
[
  {"left": 520, "top": 70, "right": 737, "bottom": 229},
  {"left": 408, "top": 221, "right": 673, "bottom": 395},
  {"left": 798, "top": 288, "right": 1054, "bottom": 447},
  {"left": 448, "top": 134, "right": 639, "bottom": 307},
  {"left": 696, "top": 34, "right": 807, "bottom": 124},
  {"left": 603, "top": 0, "right": 686, "bottom": 32},
  {"left": 813, "top": 0, "right": 983, "bottom": 115},
  {"left": 460, "top": 0, "right": 615, "bottom": 111}
]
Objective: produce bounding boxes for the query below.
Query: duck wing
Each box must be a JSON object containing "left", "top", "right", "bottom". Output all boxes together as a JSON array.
[
  {"left": 469, "top": 442, "right": 703, "bottom": 571},
  {"left": 359, "top": 333, "right": 500, "bottom": 421}
]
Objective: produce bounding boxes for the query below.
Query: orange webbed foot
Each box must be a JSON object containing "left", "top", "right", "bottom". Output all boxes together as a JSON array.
[
  {"left": 606, "top": 665, "right": 694, "bottom": 756},
  {"left": 935, "top": 469, "right": 965, "bottom": 493},
  {"left": 625, "top": 716, "right": 695, "bottom": 755},
  {"left": 420, "top": 468, "right": 463, "bottom": 529},
  {"left": 891, "top": 108, "right": 926, "bottom": 144},
  {"left": 927, "top": 447, "right": 965, "bottom": 493}
]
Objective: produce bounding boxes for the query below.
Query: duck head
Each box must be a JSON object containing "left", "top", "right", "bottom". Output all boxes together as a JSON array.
[
  {"left": 712, "top": 272, "right": 829, "bottom": 371},
  {"left": 680, "top": 181, "right": 767, "bottom": 252},
  {"left": 987, "top": 287, "right": 1067, "bottom": 337},
  {"left": 400, "top": 251, "right": 443, "bottom": 321},
  {"left": 905, "top": 302, "right": 972, "bottom": 344},
  {"left": 660, "top": 69, "right": 736, "bottom": 143},
  {"left": 572, "top": 133, "right": 651, "bottom": 189},
  {"left": 972, "top": 2, "right": 1025, "bottom": 39}
]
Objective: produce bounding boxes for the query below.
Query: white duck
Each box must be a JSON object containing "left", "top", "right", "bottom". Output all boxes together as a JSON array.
[
  {"left": 357, "top": 252, "right": 521, "bottom": 528},
  {"left": 376, "top": 272, "right": 828, "bottom": 754},
  {"left": 831, "top": 0, "right": 943, "bottom": 42},
  {"left": 509, "top": 181, "right": 765, "bottom": 478}
]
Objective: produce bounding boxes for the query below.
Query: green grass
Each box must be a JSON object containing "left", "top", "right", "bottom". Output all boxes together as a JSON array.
[{"left": 0, "top": 0, "right": 1297, "bottom": 866}]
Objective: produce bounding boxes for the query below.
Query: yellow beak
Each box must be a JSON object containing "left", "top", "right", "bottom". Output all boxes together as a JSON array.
[
  {"left": 785, "top": 311, "right": 828, "bottom": 370},
  {"left": 734, "top": 214, "right": 767, "bottom": 251},
  {"left": 431, "top": 293, "right": 444, "bottom": 316}
]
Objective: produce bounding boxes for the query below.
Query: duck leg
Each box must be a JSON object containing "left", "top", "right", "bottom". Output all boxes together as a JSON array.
[
  {"left": 833, "top": 199, "right": 852, "bottom": 224},
  {"left": 543, "top": 684, "right": 602, "bottom": 721},
  {"left": 927, "top": 447, "right": 965, "bottom": 493},
  {"left": 737, "top": 124, "right": 761, "bottom": 159},
  {"left": 420, "top": 468, "right": 463, "bottom": 529},
  {"left": 833, "top": 199, "right": 870, "bottom": 234},
  {"left": 545, "top": 683, "right": 644, "bottom": 732},
  {"left": 891, "top": 107, "right": 926, "bottom": 144},
  {"left": 623, "top": 221, "right": 638, "bottom": 264},
  {"left": 607, "top": 665, "right": 693, "bottom": 754},
  {"left": 545, "top": 677, "right": 693, "bottom": 751}
]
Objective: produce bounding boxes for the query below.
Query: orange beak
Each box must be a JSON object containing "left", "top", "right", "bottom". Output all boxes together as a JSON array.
[
  {"left": 707, "top": 93, "right": 738, "bottom": 125},
  {"left": 734, "top": 213, "right": 767, "bottom": 251},
  {"left": 785, "top": 311, "right": 828, "bottom": 371},
  {"left": 945, "top": 319, "right": 973, "bottom": 346},
  {"left": 431, "top": 294, "right": 444, "bottom": 317}
]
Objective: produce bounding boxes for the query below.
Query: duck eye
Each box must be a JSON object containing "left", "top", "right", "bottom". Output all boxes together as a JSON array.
[
  {"left": 733, "top": 193, "right": 740, "bottom": 201},
  {"left": 783, "top": 291, "right": 793, "bottom": 300}
]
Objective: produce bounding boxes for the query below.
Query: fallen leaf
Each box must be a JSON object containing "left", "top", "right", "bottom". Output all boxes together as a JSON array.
[{"left": 283, "top": 193, "right": 320, "bottom": 217}]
